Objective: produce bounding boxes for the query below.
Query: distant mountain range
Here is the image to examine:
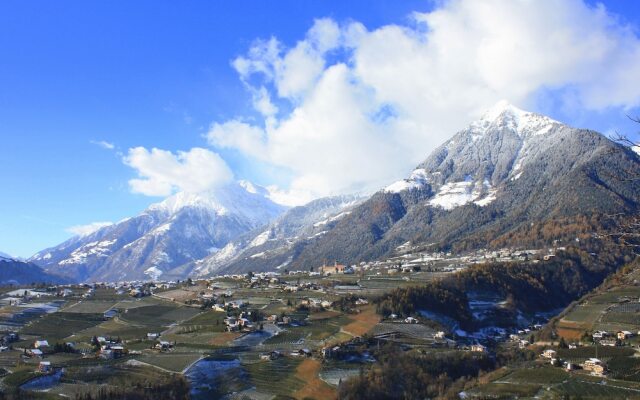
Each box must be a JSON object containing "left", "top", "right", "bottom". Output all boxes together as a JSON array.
[
  {"left": 29, "top": 181, "right": 285, "bottom": 282},
  {"left": 0, "top": 254, "right": 68, "bottom": 285},
  {"left": 27, "top": 102, "right": 640, "bottom": 282},
  {"left": 175, "top": 194, "right": 363, "bottom": 278}
]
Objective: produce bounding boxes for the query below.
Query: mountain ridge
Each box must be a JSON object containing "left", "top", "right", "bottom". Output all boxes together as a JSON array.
[
  {"left": 28, "top": 102, "right": 640, "bottom": 281},
  {"left": 29, "top": 181, "right": 287, "bottom": 282},
  {"left": 283, "top": 103, "right": 640, "bottom": 270}
]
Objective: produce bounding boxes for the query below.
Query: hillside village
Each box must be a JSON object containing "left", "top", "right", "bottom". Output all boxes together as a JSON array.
[{"left": 0, "top": 242, "right": 636, "bottom": 399}]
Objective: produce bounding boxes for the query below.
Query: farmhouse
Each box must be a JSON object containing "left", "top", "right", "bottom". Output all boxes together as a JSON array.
[
  {"left": 592, "top": 330, "right": 609, "bottom": 339},
  {"left": 155, "top": 341, "right": 173, "bottom": 351},
  {"left": 617, "top": 330, "right": 634, "bottom": 340},
  {"left": 542, "top": 349, "right": 557, "bottom": 359},
  {"left": 583, "top": 358, "right": 606, "bottom": 375},
  {"left": 34, "top": 340, "right": 49, "bottom": 349}
]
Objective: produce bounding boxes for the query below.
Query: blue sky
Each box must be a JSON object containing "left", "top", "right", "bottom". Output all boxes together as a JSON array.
[{"left": 2, "top": 0, "right": 640, "bottom": 258}]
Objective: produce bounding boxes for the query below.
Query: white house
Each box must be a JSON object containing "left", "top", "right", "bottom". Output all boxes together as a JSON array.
[{"left": 542, "top": 349, "right": 557, "bottom": 359}]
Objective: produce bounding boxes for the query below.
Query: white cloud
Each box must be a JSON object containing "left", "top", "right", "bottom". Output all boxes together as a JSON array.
[
  {"left": 91, "top": 140, "right": 115, "bottom": 150},
  {"left": 206, "top": 1, "right": 640, "bottom": 205},
  {"left": 66, "top": 222, "right": 113, "bottom": 237},
  {"left": 123, "top": 147, "right": 233, "bottom": 197},
  {"left": 232, "top": 18, "right": 342, "bottom": 101}
]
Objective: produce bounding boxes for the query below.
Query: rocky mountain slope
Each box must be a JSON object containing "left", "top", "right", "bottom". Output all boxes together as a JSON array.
[
  {"left": 172, "top": 194, "right": 363, "bottom": 278},
  {"left": 283, "top": 102, "right": 640, "bottom": 270},
  {"left": 30, "top": 182, "right": 286, "bottom": 282}
]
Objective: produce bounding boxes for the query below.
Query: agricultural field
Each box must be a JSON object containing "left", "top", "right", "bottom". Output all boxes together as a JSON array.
[
  {"left": 2, "top": 257, "right": 636, "bottom": 399},
  {"left": 0, "top": 278, "right": 398, "bottom": 399},
  {"left": 556, "top": 271, "right": 640, "bottom": 341}
]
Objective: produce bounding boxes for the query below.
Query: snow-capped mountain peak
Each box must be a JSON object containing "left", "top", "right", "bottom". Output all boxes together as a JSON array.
[
  {"left": 30, "top": 180, "right": 287, "bottom": 282},
  {"left": 384, "top": 102, "right": 572, "bottom": 211},
  {"left": 471, "top": 100, "right": 561, "bottom": 138},
  {"left": 238, "top": 180, "right": 269, "bottom": 196},
  {"left": 147, "top": 191, "right": 228, "bottom": 215}
]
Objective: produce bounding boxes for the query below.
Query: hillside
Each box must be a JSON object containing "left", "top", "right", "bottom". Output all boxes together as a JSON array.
[{"left": 285, "top": 103, "right": 640, "bottom": 270}]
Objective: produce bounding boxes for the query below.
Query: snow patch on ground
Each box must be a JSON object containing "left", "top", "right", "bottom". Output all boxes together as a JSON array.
[
  {"left": 308, "top": 231, "right": 328, "bottom": 239},
  {"left": 275, "top": 257, "right": 292, "bottom": 270},
  {"left": 249, "top": 230, "right": 271, "bottom": 248},
  {"left": 384, "top": 168, "right": 429, "bottom": 193},
  {"left": 152, "top": 223, "right": 172, "bottom": 235},
  {"left": 151, "top": 251, "right": 172, "bottom": 265},
  {"left": 313, "top": 210, "right": 352, "bottom": 227},
  {"left": 59, "top": 239, "right": 116, "bottom": 265},
  {"left": 474, "top": 187, "right": 497, "bottom": 207},
  {"left": 144, "top": 266, "right": 163, "bottom": 280},
  {"left": 429, "top": 179, "right": 497, "bottom": 210},
  {"left": 511, "top": 171, "right": 523, "bottom": 181}
]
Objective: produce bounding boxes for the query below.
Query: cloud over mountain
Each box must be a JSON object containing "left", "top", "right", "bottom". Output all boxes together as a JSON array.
[
  {"left": 206, "top": 0, "right": 640, "bottom": 205},
  {"left": 123, "top": 147, "right": 234, "bottom": 197}
]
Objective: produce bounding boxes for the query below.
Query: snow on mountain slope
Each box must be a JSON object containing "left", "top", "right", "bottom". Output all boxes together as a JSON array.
[
  {"left": 384, "top": 101, "right": 562, "bottom": 210},
  {"left": 30, "top": 181, "right": 286, "bottom": 282},
  {"left": 384, "top": 169, "right": 429, "bottom": 193},
  {"left": 182, "top": 194, "right": 364, "bottom": 277},
  {"left": 428, "top": 179, "right": 496, "bottom": 210},
  {"left": 285, "top": 101, "right": 640, "bottom": 271}
]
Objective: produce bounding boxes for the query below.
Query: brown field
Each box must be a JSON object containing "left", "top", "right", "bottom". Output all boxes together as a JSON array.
[
  {"left": 293, "top": 359, "right": 337, "bottom": 400},
  {"left": 309, "top": 310, "right": 342, "bottom": 320},
  {"left": 153, "top": 288, "right": 202, "bottom": 302},
  {"left": 342, "top": 305, "right": 380, "bottom": 337},
  {"left": 556, "top": 324, "right": 587, "bottom": 340}
]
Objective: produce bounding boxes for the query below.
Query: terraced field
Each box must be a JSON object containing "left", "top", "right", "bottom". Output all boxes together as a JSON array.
[{"left": 21, "top": 312, "right": 105, "bottom": 343}]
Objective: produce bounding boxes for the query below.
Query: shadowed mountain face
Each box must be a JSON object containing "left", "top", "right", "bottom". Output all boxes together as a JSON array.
[
  {"left": 29, "top": 182, "right": 286, "bottom": 282},
  {"left": 0, "top": 254, "right": 69, "bottom": 285},
  {"left": 282, "top": 103, "right": 640, "bottom": 270}
]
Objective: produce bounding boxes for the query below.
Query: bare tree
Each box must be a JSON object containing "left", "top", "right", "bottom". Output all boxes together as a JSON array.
[{"left": 605, "top": 116, "right": 640, "bottom": 249}]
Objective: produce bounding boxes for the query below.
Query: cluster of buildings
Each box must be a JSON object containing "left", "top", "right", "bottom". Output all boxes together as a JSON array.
[
  {"left": 224, "top": 312, "right": 257, "bottom": 332},
  {"left": 541, "top": 349, "right": 607, "bottom": 376},
  {"left": 98, "top": 338, "right": 126, "bottom": 359},
  {"left": 592, "top": 329, "right": 637, "bottom": 345}
]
